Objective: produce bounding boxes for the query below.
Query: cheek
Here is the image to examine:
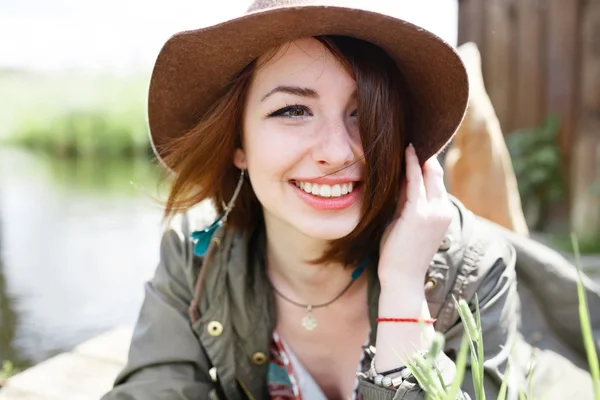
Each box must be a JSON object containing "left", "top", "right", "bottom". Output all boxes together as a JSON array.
[{"left": 243, "top": 124, "right": 309, "bottom": 175}]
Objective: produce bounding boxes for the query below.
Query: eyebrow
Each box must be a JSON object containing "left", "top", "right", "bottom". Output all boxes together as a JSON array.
[{"left": 261, "top": 86, "right": 319, "bottom": 102}]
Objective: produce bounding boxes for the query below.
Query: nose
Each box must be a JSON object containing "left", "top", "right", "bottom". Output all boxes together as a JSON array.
[{"left": 311, "top": 119, "right": 357, "bottom": 168}]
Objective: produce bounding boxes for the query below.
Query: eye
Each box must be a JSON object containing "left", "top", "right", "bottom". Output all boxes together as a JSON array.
[{"left": 268, "top": 105, "right": 312, "bottom": 119}]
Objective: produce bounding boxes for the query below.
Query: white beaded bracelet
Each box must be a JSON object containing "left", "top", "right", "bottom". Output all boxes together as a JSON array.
[{"left": 368, "top": 356, "right": 406, "bottom": 389}]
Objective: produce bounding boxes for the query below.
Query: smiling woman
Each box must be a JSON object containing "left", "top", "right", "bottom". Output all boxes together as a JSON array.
[
  {"left": 162, "top": 35, "right": 408, "bottom": 265},
  {"left": 101, "top": 1, "right": 599, "bottom": 400}
]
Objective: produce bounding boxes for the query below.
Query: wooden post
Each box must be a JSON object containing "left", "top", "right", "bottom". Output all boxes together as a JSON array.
[
  {"left": 546, "top": 0, "right": 580, "bottom": 181},
  {"left": 458, "top": 0, "right": 486, "bottom": 46},
  {"left": 514, "top": 0, "right": 546, "bottom": 130},
  {"left": 571, "top": 0, "right": 600, "bottom": 239},
  {"left": 483, "top": 0, "right": 517, "bottom": 133}
]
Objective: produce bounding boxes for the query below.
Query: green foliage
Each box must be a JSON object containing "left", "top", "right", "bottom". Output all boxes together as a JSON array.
[
  {"left": 0, "top": 69, "right": 151, "bottom": 158},
  {"left": 591, "top": 179, "right": 600, "bottom": 196},
  {"left": 405, "top": 256, "right": 600, "bottom": 399},
  {"left": 505, "top": 115, "right": 564, "bottom": 228},
  {"left": 571, "top": 234, "right": 600, "bottom": 399},
  {"left": 0, "top": 360, "right": 18, "bottom": 385},
  {"left": 551, "top": 234, "right": 600, "bottom": 255},
  {"left": 45, "top": 155, "right": 166, "bottom": 197}
]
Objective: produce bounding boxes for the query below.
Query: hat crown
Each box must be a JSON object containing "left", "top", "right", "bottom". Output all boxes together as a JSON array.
[{"left": 247, "top": 0, "right": 321, "bottom": 13}]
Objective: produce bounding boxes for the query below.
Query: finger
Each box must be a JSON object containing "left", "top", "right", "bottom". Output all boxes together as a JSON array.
[
  {"left": 394, "top": 177, "right": 408, "bottom": 218},
  {"left": 404, "top": 144, "right": 427, "bottom": 204},
  {"left": 422, "top": 155, "right": 448, "bottom": 201}
]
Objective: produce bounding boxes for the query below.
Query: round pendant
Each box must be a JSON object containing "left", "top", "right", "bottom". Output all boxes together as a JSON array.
[{"left": 302, "top": 313, "right": 317, "bottom": 331}]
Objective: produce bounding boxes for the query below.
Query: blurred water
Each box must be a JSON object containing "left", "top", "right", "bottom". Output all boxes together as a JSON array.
[{"left": 0, "top": 147, "right": 165, "bottom": 369}]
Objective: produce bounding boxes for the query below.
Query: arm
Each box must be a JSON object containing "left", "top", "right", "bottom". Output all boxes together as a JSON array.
[
  {"left": 358, "top": 225, "right": 519, "bottom": 400},
  {"left": 358, "top": 146, "right": 469, "bottom": 399},
  {"left": 101, "top": 218, "right": 217, "bottom": 399}
]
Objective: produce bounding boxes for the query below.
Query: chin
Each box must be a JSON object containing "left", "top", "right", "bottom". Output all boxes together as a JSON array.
[{"left": 295, "top": 218, "right": 360, "bottom": 241}]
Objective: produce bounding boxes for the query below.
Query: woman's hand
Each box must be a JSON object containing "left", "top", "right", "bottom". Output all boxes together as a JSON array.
[{"left": 378, "top": 144, "right": 454, "bottom": 286}]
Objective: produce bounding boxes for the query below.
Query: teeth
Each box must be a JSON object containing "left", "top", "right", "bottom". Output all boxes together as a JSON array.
[
  {"left": 294, "top": 181, "right": 356, "bottom": 198},
  {"left": 319, "top": 185, "right": 331, "bottom": 197},
  {"left": 331, "top": 184, "right": 341, "bottom": 197}
]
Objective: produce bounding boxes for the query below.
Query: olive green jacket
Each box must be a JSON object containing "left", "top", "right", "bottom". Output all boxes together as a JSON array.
[{"left": 102, "top": 198, "right": 600, "bottom": 400}]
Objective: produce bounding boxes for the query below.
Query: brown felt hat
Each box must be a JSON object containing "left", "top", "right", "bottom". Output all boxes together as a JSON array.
[{"left": 148, "top": 0, "right": 469, "bottom": 169}]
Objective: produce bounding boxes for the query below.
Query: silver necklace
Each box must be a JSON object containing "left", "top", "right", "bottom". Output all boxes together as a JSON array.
[{"left": 268, "top": 261, "right": 367, "bottom": 331}]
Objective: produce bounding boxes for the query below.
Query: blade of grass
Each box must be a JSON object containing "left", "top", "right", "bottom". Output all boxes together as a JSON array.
[
  {"left": 447, "top": 333, "right": 470, "bottom": 400},
  {"left": 526, "top": 350, "right": 536, "bottom": 400},
  {"left": 405, "top": 359, "right": 443, "bottom": 400},
  {"left": 455, "top": 297, "right": 485, "bottom": 400},
  {"left": 571, "top": 234, "right": 600, "bottom": 400},
  {"left": 474, "top": 294, "right": 486, "bottom": 400},
  {"left": 497, "top": 363, "right": 510, "bottom": 400},
  {"left": 434, "top": 366, "right": 448, "bottom": 395},
  {"left": 428, "top": 333, "right": 449, "bottom": 395},
  {"left": 399, "top": 348, "right": 444, "bottom": 400}
]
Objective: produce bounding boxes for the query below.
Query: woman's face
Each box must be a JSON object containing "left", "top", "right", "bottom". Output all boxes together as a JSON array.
[{"left": 235, "top": 38, "right": 365, "bottom": 241}]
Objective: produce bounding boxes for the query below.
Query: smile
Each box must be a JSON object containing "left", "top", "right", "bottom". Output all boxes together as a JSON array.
[
  {"left": 290, "top": 179, "right": 361, "bottom": 210},
  {"left": 293, "top": 181, "right": 355, "bottom": 198}
]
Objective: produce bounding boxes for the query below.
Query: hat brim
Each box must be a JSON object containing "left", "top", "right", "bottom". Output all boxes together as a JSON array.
[{"left": 148, "top": 5, "right": 469, "bottom": 168}]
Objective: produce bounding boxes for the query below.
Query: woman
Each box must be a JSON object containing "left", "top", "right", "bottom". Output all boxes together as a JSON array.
[{"left": 103, "top": 1, "right": 598, "bottom": 399}]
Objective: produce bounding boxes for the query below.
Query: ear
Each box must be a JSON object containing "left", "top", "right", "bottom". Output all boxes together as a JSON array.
[{"left": 233, "top": 148, "right": 247, "bottom": 169}]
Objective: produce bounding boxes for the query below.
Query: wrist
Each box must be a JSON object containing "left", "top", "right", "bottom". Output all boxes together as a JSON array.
[
  {"left": 378, "top": 269, "right": 426, "bottom": 292},
  {"left": 377, "top": 258, "right": 428, "bottom": 286},
  {"left": 378, "top": 285, "right": 430, "bottom": 317}
]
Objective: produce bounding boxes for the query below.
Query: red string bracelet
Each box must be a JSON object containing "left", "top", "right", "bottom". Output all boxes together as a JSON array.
[{"left": 376, "top": 317, "right": 437, "bottom": 324}]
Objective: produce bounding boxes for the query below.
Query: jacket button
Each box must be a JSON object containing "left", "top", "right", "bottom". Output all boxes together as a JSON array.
[
  {"left": 207, "top": 321, "right": 223, "bottom": 336},
  {"left": 209, "top": 367, "right": 218, "bottom": 382},
  {"left": 438, "top": 236, "right": 452, "bottom": 251},
  {"left": 425, "top": 277, "right": 438, "bottom": 291},
  {"left": 252, "top": 352, "right": 267, "bottom": 365}
]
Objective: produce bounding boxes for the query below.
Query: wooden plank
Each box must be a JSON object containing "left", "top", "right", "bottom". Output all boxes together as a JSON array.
[
  {"left": 458, "top": 0, "right": 486, "bottom": 46},
  {"left": 0, "top": 386, "right": 43, "bottom": 400},
  {"left": 0, "top": 327, "right": 131, "bottom": 400},
  {"left": 74, "top": 327, "right": 132, "bottom": 366},
  {"left": 571, "top": 0, "right": 600, "bottom": 239},
  {"left": 0, "top": 353, "right": 122, "bottom": 400},
  {"left": 514, "top": 0, "right": 546, "bottom": 129},
  {"left": 482, "top": 0, "right": 517, "bottom": 133},
  {"left": 546, "top": 0, "right": 581, "bottom": 180}
]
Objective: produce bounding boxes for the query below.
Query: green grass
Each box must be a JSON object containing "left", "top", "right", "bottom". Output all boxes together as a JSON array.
[
  {"left": 45, "top": 154, "right": 167, "bottom": 197},
  {"left": 552, "top": 234, "right": 600, "bottom": 255},
  {"left": 405, "top": 238, "right": 600, "bottom": 399},
  {"left": 0, "top": 361, "right": 18, "bottom": 387},
  {"left": 0, "top": 69, "right": 151, "bottom": 157},
  {"left": 572, "top": 234, "right": 600, "bottom": 399}
]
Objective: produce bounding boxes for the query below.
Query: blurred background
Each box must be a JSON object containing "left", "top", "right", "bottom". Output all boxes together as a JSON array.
[
  {"left": 0, "top": 0, "right": 255, "bottom": 376},
  {"left": 0, "top": 0, "right": 598, "bottom": 394}
]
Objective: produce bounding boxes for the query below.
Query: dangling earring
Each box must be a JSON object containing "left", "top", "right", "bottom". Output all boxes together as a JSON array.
[{"left": 190, "top": 168, "right": 245, "bottom": 256}]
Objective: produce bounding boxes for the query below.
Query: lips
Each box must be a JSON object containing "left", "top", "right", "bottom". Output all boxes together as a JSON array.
[{"left": 293, "top": 180, "right": 356, "bottom": 198}]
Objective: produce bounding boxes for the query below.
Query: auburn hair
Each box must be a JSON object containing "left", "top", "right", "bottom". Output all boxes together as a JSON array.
[{"left": 161, "top": 35, "right": 408, "bottom": 267}]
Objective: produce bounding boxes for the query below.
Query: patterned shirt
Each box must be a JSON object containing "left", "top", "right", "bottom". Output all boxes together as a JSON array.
[{"left": 267, "top": 331, "right": 370, "bottom": 400}]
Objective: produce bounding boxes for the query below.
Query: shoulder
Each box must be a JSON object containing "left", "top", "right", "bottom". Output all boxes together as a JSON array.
[
  {"left": 153, "top": 201, "right": 219, "bottom": 306},
  {"left": 445, "top": 196, "right": 517, "bottom": 300},
  {"left": 433, "top": 197, "right": 517, "bottom": 330}
]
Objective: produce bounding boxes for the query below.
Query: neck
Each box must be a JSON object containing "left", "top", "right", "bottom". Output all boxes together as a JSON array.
[{"left": 264, "top": 213, "right": 362, "bottom": 306}]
